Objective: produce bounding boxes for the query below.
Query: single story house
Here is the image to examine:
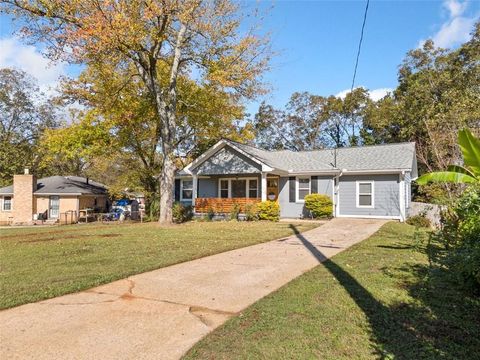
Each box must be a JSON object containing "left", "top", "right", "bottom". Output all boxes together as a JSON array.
[
  {"left": 175, "top": 139, "right": 418, "bottom": 221},
  {"left": 0, "top": 170, "right": 108, "bottom": 225}
]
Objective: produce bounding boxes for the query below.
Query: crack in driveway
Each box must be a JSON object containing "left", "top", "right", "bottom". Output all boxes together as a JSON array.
[{"left": 39, "top": 278, "right": 237, "bottom": 329}]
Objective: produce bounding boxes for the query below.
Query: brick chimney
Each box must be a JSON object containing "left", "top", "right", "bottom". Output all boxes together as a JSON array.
[{"left": 13, "top": 169, "right": 36, "bottom": 224}]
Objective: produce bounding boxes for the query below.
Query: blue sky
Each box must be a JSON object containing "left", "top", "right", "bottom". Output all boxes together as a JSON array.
[{"left": 1, "top": 0, "right": 479, "bottom": 115}]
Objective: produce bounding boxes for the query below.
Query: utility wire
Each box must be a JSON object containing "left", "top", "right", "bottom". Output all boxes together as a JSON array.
[{"left": 350, "top": 0, "right": 370, "bottom": 92}]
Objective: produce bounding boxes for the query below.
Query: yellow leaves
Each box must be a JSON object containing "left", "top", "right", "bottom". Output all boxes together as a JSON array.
[{"left": 41, "top": 110, "right": 114, "bottom": 166}]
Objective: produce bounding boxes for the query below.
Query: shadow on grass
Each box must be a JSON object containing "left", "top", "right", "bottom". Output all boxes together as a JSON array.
[{"left": 289, "top": 224, "right": 480, "bottom": 359}]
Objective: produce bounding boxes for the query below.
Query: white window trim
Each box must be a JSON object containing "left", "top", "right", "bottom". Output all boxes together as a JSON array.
[
  {"left": 296, "top": 176, "right": 311, "bottom": 203},
  {"left": 356, "top": 180, "right": 375, "bottom": 208},
  {"left": 180, "top": 179, "right": 194, "bottom": 201},
  {"left": 217, "top": 177, "right": 259, "bottom": 199},
  {"left": 2, "top": 196, "right": 13, "bottom": 212}
]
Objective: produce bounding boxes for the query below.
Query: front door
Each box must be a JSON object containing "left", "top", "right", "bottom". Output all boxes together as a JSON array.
[
  {"left": 267, "top": 177, "right": 279, "bottom": 201},
  {"left": 49, "top": 196, "right": 60, "bottom": 218}
]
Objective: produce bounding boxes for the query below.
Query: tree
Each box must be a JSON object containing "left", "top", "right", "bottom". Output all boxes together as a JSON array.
[
  {"left": 363, "top": 23, "right": 480, "bottom": 173},
  {"left": 253, "top": 88, "right": 370, "bottom": 150},
  {"left": 417, "top": 129, "right": 480, "bottom": 184},
  {"left": 0, "top": 68, "right": 58, "bottom": 186},
  {"left": 2, "top": 0, "right": 270, "bottom": 223},
  {"left": 43, "top": 61, "right": 254, "bottom": 216}
]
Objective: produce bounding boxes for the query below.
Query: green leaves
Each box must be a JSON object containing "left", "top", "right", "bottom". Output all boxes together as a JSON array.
[
  {"left": 0, "top": 68, "right": 59, "bottom": 185},
  {"left": 459, "top": 129, "right": 480, "bottom": 177},
  {"left": 417, "top": 129, "right": 479, "bottom": 185},
  {"left": 417, "top": 171, "right": 476, "bottom": 185}
]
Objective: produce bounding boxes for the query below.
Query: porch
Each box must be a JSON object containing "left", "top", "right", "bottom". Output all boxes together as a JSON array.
[
  {"left": 195, "top": 197, "right": 261, "bottom": 214},
  {"left": 176, "top": 174, "right": 280, "bottom": 215}
]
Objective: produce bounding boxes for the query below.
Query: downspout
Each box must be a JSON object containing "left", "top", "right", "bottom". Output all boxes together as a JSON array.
[{"left": 334, "top": 170, "right": 344, "bottom": 218}]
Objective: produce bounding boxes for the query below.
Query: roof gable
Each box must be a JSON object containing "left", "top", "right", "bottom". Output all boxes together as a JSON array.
[{"left": 193, "top": 146, "right": 262, "bottom": 175}]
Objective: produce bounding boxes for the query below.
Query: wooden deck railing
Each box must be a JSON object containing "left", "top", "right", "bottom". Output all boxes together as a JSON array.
[{"left": 195, "top": 197, "right": 260, "bottom": 213}]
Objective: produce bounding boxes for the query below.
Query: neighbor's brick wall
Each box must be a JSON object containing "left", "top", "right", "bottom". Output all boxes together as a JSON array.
[
  {"left": 35, "top": 196, "right": 49, "bottom": 216},
  {"left": 59, "top": 196, "right": 79, "bottom": 214},
  {"left": 12, "top": 174, "right": 36, "bottom": 224},
  {"left": 79, "top": 196, "right": 107, "bottom": 211},
  {"left": 58, "top": 196, "right": 79, "bottom": 224}
]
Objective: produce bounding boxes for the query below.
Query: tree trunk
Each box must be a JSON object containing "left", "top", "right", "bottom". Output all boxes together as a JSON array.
[{"left": 158, "top": 154, "right": 176, "bottom": 224}]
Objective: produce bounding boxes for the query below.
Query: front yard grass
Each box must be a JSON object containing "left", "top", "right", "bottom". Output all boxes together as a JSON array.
[
  {"left": 0, "top": 221, "right": 318, "bottom": 309},
  {"left": 185, "top": 222, "right": 480, "bottom": 359}
]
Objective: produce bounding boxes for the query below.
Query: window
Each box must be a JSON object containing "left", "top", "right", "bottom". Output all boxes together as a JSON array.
[
  {"left": 231, "top": 179, "right": 247, "bottom": 198},
  {"left": 248, "top": 179, "right": 258, "bottom": 198},
  {"left": 3, "top": 196, "right": 12, "bottom": 211},
  {"left": 218, "top": 178, "right": 259, "bottom": 199},
  {"left": 356, "top": 181, "right": 374, "bottom": 208},
  {"left": 296, "top": 177, "right": 310, "bottom": 202},
  {"left": 181, "top": 180, "right": 193, "bottom": 200},
  {"left": 220, "top": 180, "right": 229, "bottom": 198}
]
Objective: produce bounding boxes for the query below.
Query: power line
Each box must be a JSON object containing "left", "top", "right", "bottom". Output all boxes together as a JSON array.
[{"left": 350, "top": 0, "right": 370, "bottom": 93}]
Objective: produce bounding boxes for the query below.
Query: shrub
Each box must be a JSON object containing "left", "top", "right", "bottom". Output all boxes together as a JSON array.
[
  {"left": 207, "top": 207, "right": 215, "bottom": 221},
  {"left": 245, "top": 202, "right": 259, "bottom": 221},
  {"left": 229, "top": 202, "right": 240, "bottom": 221},
  {"left": 172, "top": 202, "right": 193, "bottom": 223},
  {"left": 430, "top": 185, "right": 480, "bottom": 293},
  {"left": 413, "top": 182, "right": 452, "bottom": 204},
  {"left": 304, "top": 193, "right": 333, "bottom": 218},
  {"left": 257, "top": 201, "right": 280, "bottom": 221},
  {"left": 406, "top": 214, "right": 431, "bottom": 228}
]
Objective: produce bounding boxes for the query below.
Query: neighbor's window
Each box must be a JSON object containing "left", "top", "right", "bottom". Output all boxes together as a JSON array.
[
  {"left": 357, "top": 181, "right": 374, "bottom": 207},
  {"left": 248, "top": 179, "right": 258, "bottom": 198},
  {"left": 181, "top": 180, "right": 193, "bottom": 200},
  {"left": 3, "top": 196, "right": 12, "bottom": 211},
  {"left": 220, "top": 180, "right": 229, "bottom": 198},
  {"left": 297, "top": 177, "right": 310, "bottom": 202}
]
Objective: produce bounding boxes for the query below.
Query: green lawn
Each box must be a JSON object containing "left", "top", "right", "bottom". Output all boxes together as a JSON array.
[
  {"left": 185, "top": 222, "right": 480, "bottom": 360},
  {"left": 0, "top": 221, "right": 317, "bottom": 309}
]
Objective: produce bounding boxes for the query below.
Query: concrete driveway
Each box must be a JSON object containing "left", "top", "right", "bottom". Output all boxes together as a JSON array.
[{"left": 0, "top": 218, "right": 387, "bottom": 360}]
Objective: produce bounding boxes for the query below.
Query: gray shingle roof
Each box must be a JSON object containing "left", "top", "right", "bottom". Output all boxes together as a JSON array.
[
  {"left": 0, "top": 176, "right": 107, "bottom": 195},
  {"left": 227, "top": 140, "right": 416, "bottom": 172}
]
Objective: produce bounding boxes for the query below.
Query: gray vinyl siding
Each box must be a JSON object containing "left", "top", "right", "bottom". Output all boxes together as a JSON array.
[
  {"left": 316, "top": 176, "right": 333, "bottom": 196},
  {"left": 278, "top": 176, "right": 333, "bottom": 218},
  {"left": 193, "top": 146, "right": 261, "bottom": 175},
  {"left": 338, "top": 174, "right": 400, "bottom": 217},
  {"left": 198, "top": 178, "right": 217, "bottom": 198}
]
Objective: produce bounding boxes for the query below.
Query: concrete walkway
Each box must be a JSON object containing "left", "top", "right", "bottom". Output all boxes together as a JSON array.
[{"left": 0, "top": 218, "right": 387, "bottom": 360}]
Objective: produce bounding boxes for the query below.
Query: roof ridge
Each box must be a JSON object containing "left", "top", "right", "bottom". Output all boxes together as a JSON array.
[{"left": 224, "top": 137, "right": 414, "bottom": 154}]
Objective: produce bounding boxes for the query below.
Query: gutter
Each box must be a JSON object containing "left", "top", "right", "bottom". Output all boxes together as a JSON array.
[
  {"left": 336, "top": 169, "right": 410, "bottom": 175},
  {"left": 34, "top": 193, "right": 88, "bottom": 196}
]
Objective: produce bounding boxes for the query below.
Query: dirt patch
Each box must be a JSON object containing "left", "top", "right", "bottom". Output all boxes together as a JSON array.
[
  {"left": 16, "top": 233, "right": 121, "bottom": 243},
  {"left": 0, "top": 223, "right": 128, "bottom": 240}
]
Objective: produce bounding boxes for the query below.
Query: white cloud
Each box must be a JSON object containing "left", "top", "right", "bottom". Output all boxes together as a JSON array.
[
  {"left": 335, "top": 89, "right": 351, "bottom": 99},
  {"left": 335, "top": 87, "right": 392, "bottom": 101},
  {"left": 432, "top": 16, "right": 476, "bottom": 48},
  {"left": 0, "top": 37, "right": 67, "bottom": 94},
  {"left": 368, "top": 88, "right": 393, "bottom": 101},
  {"left": 444, "top": 0, "right": 468, "bottom": 18},
  {"left": 423, "top": 0, "right": 477, "bottom": 49}
]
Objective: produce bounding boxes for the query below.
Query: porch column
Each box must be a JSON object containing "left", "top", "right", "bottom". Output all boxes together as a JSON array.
[
  {"left": 192, "top": 174, "right": 198, "bottom": 207},
  {"left": 261, "top": 172, "right": 267, "bottom": 201}
]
